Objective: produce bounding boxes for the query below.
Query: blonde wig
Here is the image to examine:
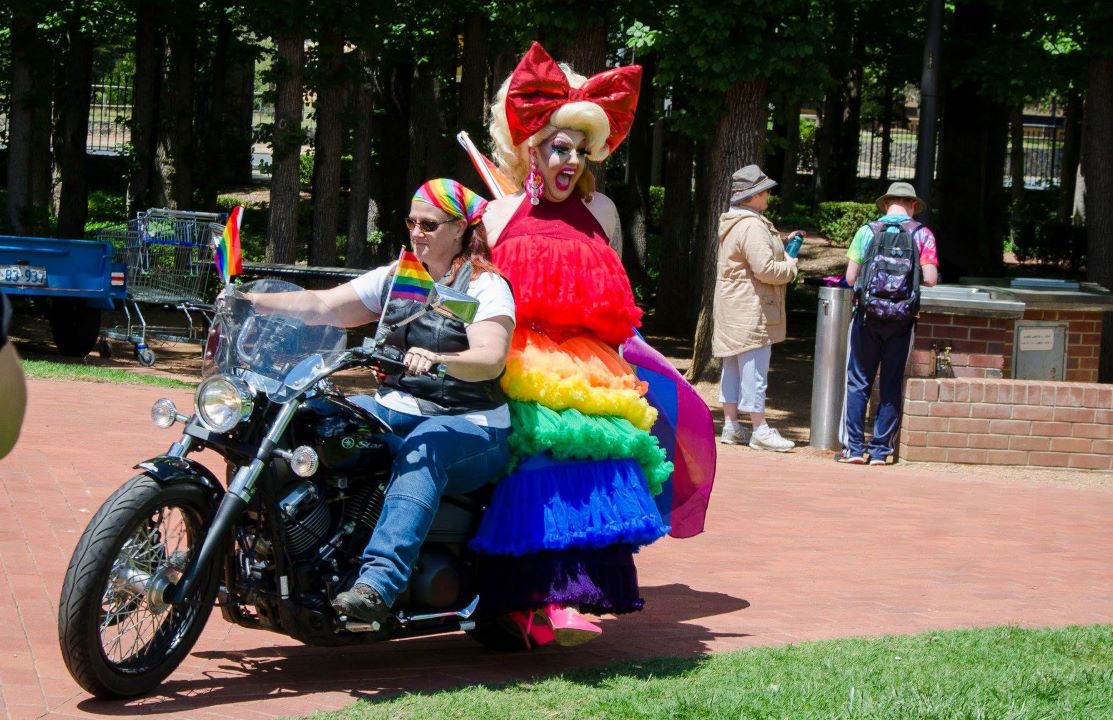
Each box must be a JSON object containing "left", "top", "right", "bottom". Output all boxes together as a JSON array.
[{"left": 489, "top": 63, "right": 611, "bottom": 191}]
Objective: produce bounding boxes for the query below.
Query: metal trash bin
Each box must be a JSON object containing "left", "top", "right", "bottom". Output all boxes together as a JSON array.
[{"left": 809, "top": 286, "right": 854, "bottom": 450}]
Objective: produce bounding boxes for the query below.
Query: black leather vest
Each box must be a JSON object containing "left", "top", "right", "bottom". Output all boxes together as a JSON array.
[{"left": 378, "top": 261, "right": 506, "bottom": 413}]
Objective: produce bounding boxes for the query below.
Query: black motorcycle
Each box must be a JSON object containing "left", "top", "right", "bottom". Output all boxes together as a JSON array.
[{"left": 57, "top": 279, "right": 525, "bottom": 699}]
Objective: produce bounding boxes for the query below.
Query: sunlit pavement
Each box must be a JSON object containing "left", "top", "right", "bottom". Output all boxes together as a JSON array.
[{"left": 2, "top": 378, "right": 1111, "bottom": 719}]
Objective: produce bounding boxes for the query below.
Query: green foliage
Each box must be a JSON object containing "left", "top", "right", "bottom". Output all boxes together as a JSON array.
[
  {"left": 766, "top": 195, "right": 817, "bottom": 231},
  {"left": 1008, "top": 191, "right": 1085, "bottom": 270},
  {"left": 86, "top": 190, "right": 127, "bottom": 222},
  {"left": 216, "top": 195, "right": 269, "bottom": 263},
  {"left": 797, "top": 117, "right": 818, "bottom": 172},
  {"left": 817, "top": 201, "right": 876, "bottom": 248},
  {"left": 648, "top": 186, "right": 664, "bottom": 233}
]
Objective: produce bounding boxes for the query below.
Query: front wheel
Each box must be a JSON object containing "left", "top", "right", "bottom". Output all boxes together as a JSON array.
[{"left": 58, "top": 475, "right": 222, "bottom": 699}]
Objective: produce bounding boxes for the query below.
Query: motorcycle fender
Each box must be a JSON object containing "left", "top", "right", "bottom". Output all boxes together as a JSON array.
[{"left": 135, "top": 456, "right": 224, "bottom": 500}]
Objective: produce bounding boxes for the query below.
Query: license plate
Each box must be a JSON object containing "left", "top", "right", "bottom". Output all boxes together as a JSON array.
[{"left": 1, "top": 264, "right": 47, "bottom": 286}]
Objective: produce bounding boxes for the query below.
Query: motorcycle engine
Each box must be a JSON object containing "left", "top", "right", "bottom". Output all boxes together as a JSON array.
[{"left": 279, "top": 482, "right": 331, "bottom": 559}]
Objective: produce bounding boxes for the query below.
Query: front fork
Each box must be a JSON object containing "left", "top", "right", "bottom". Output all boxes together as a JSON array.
[{"left": 166, "top": 401, "right": 302, "bottom": 605}]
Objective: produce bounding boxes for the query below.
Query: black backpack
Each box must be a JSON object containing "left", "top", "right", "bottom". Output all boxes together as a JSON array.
[{"left": 853, "top": 219, "right": 922, "bottom": 322}]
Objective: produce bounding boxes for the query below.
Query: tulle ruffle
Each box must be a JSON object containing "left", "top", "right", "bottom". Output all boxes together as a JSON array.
[
  {"left": 469, "top": 455, "right": 670, "bottom": 556},
  {"left": 477, "top": 545, "right": 644, "bottom": 616},
  {"left": 507, "top": 402, "right": 672, "bottom": 495},
  {"left": 491, "top": 233, "right": 642, "bottom": 346},
  {"left": 511, "top": 329, "right": 647, "bottom": 393}
]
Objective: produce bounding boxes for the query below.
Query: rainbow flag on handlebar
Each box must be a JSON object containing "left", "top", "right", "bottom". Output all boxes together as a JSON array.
[
  {"left": 214, "top": 206, "right": 244, "bottom": 283},
  {"left": 388, "top": 249, "right": 435, "bottom": 304}
]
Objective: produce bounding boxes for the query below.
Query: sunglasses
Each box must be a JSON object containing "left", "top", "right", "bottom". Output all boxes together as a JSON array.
[{"left": 404, "top": 217, "right": 455, "bottom": 233}]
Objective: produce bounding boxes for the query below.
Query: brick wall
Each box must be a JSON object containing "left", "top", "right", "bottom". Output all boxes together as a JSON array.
[
  {"left": 909, "top": 309, "right": 1104, "bottom": 383},
  {"left": 900, "top": 378, "right": 1113, "bottom": 470}
]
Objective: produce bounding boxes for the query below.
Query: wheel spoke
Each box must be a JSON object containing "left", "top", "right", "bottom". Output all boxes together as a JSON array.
[{"left": 97, "top": 501, "right": 200, "bottom": 668}]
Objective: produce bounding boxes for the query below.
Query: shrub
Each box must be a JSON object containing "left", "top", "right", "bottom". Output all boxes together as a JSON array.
[
  {"left": 817, "top": 201, "right": 876, "bottom": 247},
  {"left": 648, "top": 185, "right": 664, "bottom": 233},
  {"left": 797, "top": 117, "right": 818, "bottom": 171},
  {"left": 1006, "top": 190, "right": 1085, "bottom": 270}
]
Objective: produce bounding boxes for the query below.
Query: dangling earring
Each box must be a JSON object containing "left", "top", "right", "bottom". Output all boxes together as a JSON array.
[{"left": 526, "top": 158, "right": 544, "bottom": 206}]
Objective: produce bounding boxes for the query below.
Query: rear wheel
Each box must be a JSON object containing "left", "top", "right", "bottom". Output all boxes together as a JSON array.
[
  {"left": 57, "top": 475, "right": 221, "bottom": 698},
  {"left": 48, "top": 299, "right": 102, "bottom": 357}
]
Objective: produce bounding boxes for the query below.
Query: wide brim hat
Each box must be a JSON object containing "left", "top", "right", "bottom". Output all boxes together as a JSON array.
[
  {"left": 730, "top": 164, "right": 777, "bottom": 205},
  {"left": 876, "top": 181, "right": 925, "bottom": 214}
]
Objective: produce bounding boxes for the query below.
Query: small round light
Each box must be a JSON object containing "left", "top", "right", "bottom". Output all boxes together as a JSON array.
[
  {"left": 151, "top": 398, "right": 179, "bottom": 429},
  {"left": 196, "top": 375, "right": 254, "bottom": 433},
  {"left": 289, "top": 446, "right": 320, "bottom": 478}
]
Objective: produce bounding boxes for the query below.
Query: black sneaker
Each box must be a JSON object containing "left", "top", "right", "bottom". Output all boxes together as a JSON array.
[
  {"left": 835, "top": 449, "right": 867, "bottom": 464},
  {"left": 332, "top": 583, "right": 392, "bottom": 625}
]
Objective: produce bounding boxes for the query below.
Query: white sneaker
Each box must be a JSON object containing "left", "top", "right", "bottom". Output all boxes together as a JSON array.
[
  {"left": 720, "top": 427, "right": 752, "bottom": 445},
  {"left": 749, "top": 426, "right": 795, "bottom": 452}
]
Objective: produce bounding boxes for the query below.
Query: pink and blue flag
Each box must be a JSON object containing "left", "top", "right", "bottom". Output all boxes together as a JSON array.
[{"left": 621, "top": 332, "right": 717, "bottom": 538}]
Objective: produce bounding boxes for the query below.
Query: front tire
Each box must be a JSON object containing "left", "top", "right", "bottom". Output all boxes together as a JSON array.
[{"left": 58, "top": 475, "right": 222, "bottom": 699}]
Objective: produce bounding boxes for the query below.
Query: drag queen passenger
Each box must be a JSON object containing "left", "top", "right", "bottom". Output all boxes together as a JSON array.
[{"left": 469, "top": 42, "right": 671, "bottom": 647}]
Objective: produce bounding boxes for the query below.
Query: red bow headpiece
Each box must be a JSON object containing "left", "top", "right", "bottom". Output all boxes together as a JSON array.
[{"left": 505, "top": 42, "right": 642, "bottom": 155}]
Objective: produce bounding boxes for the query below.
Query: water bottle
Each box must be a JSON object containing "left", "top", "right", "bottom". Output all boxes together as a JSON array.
[{"left": 785, "top": 232, "right": 804, "bottom": 258}]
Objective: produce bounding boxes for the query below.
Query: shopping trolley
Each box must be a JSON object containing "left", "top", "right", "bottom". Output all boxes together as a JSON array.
[{"left": 97, "top": 208, "right": 225, "bottom": 366}]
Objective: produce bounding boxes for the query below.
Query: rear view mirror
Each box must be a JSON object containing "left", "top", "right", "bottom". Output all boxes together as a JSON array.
[{"left": 430, "top": 283, "right": 479, "bottom": 324}]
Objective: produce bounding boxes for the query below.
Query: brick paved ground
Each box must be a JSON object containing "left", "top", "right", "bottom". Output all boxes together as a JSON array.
[{"left": 2, "top": 378, "right": 1112, "bottom": 720}]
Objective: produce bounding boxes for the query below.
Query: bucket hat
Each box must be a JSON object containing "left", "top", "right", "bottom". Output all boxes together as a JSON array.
[
  {"left": 730, "top": 165, "right": 778, "bottom": 206},
  {"left": 875, "top": 181, "right": 925, "bottom": 214}
]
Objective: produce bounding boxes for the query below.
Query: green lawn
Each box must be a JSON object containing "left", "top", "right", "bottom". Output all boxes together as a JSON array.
[
  {"left": 21, "top": 359, "right": 193, "bottom": 389},
  {"left": 312, "top": 625, "right": 1113, "bottom": 720}
]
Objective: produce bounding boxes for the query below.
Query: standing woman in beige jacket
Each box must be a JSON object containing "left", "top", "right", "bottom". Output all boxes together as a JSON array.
[{"left": 712, "top": 165, "right": 799, "bottom": 452}]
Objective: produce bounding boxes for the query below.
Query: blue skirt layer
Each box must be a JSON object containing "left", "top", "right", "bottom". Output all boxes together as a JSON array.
[{"left": 469, "top": 454, "right": 670, "bottom": 556}]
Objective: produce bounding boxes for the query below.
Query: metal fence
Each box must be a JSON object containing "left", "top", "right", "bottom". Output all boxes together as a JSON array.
[
  {"left": 855, "top": 120, "right": 1065, "bottom": 189},
  {"left": 88, "top": 72, "right": 133, "bottom": 154}
]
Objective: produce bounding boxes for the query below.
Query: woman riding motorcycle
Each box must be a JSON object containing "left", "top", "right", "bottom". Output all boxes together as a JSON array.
[{"left": 248, "top": 178, "right": 515, "bottom": 627}]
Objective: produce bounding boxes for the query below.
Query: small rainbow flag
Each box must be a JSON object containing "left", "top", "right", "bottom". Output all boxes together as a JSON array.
[
  {"left": 388, "top": 248, "right": 435, "bottom": 304},
  {"left": 214, "top": 206, "right": 244, "bottom": 283}
]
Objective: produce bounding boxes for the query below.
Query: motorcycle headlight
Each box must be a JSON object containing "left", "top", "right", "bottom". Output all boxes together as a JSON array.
[{"left": 195, "top": 375, "right": 254, "bottom": 433}]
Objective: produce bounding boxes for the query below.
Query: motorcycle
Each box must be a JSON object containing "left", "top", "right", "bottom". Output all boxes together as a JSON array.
[{"left": 57, "top": 279, "right": 527, "bottom": 700}]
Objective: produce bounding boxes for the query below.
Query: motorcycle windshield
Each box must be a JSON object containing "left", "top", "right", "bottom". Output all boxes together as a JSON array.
[{"left": 203, "top": 279, "right": 348, "bottom": 391}]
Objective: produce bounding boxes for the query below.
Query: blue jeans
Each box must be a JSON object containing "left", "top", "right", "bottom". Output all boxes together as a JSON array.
[
  {"left": 840, "top": 316, "right": 916, "bottom": 461},
  {"left": 350, "top": 396, "right": 510, "bottom": 606}
]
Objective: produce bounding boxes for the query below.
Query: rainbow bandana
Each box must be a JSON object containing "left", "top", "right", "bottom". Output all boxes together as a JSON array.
[
  {"left": 388, "top": 248, "right": 436, "bottom": 304},
  {"left": 413, "top": 178, "right": 487, "bottom": 226}
]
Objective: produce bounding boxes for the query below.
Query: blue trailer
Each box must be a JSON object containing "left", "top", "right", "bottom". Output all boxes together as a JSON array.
[{"left": 0, "top": 236, "right": 127, "bottom": 357}]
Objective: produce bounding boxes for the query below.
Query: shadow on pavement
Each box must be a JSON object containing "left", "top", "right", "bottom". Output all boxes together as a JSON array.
[{"left": 75, "top": 584, "right": 749, "bottom": 715}]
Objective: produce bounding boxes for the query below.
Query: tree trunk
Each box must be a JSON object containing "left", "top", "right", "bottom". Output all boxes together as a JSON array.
[
  {"left": 52, "top": 15, "right": 94, "bottom": 238},
  {"left": 406, "top": 63, "right": 443, "bottom": 195},
  {"left": 347, "top": 49, "right": 376, "bottom": 269},
  {"left": 1058, "top": 90, "right": 1083, "bottom": 223},
  {"left": 779, "top": 98, "right": 801, "bottom": 211},
  {"left": 879, "top": 80, "right": 894, "bottom": 185},
  {"left": 553, "top": 18, "right": 607, "bottom": 192},
  {"left": 198, "top": 6, "right": 252, "bottom": 206},
  {"left": 129, "top": 0, "right": 164, "bottom": 215},
  {"left": 1009, "top": 105, "right": 1025, "bottom": 208},
  {"left": 654, "top": 128, "right": 695, "bottom": 334},
  {"left": 1083, "top": 57, "right": 1113, "bottom": 381},
  {"left": 935, "top": 0, "right": 1008, "bottom": 280},
  {"left": 616, "top": 54, "right": 656, "bottom": 295},
  {"left": 370, "top": 59, "right": 413, "bottom": 259},
  {"left": 309, "top": 33, "right": 346, "bottom": 267},
  {"left": 6, "top": 10, "right": 39, "bottom": 232},
  {"left": 163, "top": 6, "right": 197, "bottom": 210},
  {"left": 689, "top": 78, "right": 769, "bottom": 382},
  {"left": 455, "top": 12, "right": 490, "bottom": 183},
  {"left": 267, "top": 32, "right": 306, "bottom": 264}
]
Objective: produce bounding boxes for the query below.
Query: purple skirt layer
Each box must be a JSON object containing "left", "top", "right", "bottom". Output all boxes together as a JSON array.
[{"left": 477, "top": 545, "right": 644, "bottom": 616}]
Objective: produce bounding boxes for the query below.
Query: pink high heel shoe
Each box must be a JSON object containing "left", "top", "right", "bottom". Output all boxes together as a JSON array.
[
  {"left": 538, "top": 604, "right": 602, "bottom": 646},
  {"left": 507, "top": 609, "right": 555, "bottom": 649}
]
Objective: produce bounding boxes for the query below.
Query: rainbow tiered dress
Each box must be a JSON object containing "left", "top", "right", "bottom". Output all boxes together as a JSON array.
[{"left": 470, "top": 194, "right": 671, "bottom": 615}]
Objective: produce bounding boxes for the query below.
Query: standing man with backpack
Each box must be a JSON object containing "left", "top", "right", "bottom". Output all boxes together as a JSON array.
[{"left": 836, "top": 182, "right": 938, "bottom": 465}]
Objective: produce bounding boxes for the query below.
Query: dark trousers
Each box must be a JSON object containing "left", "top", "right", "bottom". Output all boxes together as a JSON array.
[{"left": 840, "top": 315, "right": 916, "bottom": 461}]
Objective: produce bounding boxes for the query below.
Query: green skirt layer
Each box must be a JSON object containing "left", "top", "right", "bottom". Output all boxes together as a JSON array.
[{"left": 507, "top": 401, "right": 673, "bottom": 496}]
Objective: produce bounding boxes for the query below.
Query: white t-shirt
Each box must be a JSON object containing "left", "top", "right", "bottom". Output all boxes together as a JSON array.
[{"left": 347, "top": 264, "right": 515, "bottom": 428}]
